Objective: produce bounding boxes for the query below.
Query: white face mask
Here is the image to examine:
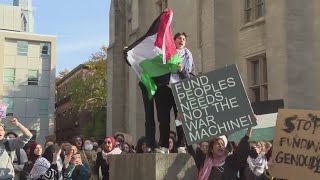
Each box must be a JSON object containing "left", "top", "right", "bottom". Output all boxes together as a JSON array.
[{"left": 84, "top": 144, "right": 93, "bottom": 151}]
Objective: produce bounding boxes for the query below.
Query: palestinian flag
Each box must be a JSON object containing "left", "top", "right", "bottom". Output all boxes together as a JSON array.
[
  {"left": 124, "top": 8, "right": 181, "bottom": 98},
  {"left": 228, "top": 100, "right": 284, "bottom": 141}
]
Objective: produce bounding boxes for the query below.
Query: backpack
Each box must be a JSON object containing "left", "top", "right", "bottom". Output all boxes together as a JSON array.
[
  {"left": 20, "top": 160, "right": 35, "bottom": 180},
  {"left": 4, "top": 140, "right": 21, "bottom": 165},
  {"left": 5, "top": 141, "right": 31, "bottom": 180}
]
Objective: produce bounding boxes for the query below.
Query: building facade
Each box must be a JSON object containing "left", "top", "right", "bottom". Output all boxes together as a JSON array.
[
  {"left": 55, "top": 64, "right": 91, "bottom": 143},
  {"left": 107, "top": 0, "right": 320, "bottom": 143},
  {"left": 0, "top": 0, "right": 55, "bottom": 144},
  {"left": 0, "top": 30, "right": 56, "bottom": 143},
  {"left": 0, "top": 0, "right": 34, "bottom": 32}
]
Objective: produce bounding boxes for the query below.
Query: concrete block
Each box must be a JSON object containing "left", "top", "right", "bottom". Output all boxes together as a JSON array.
[{"left": 109, "top": 153, "right": 197, "bottom": 180}]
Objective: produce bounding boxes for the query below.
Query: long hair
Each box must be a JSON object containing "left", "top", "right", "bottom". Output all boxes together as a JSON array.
[
  {"left": 42, "top": 144, "right": 60, "bottom": 163},
  {"left": 136, "top": 136, "right": 150, "bottom": 153},
  {"left": 72, "top": 135, "right": 84, "bottom": 150},
  {"left": 169, "top": 137, "right": 178, "bottom": 153}
]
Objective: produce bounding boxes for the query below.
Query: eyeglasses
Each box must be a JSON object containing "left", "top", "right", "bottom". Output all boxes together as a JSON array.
[{"left": 104, "top": 141, "right": 112, "bottom": 144}]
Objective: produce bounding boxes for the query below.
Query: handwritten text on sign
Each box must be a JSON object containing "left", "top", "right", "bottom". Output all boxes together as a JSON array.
[
  {"left": 270, "top": 109, "right": 320, "bottom": 180},
  {"left": 171, "top": 64, "right": 256, "bottom": 144}
]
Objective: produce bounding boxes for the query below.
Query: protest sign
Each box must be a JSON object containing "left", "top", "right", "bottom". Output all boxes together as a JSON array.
[
  {"left": 0, "top": 104, "right": 8, "bottom": 119},
  {"left": 270, "top": 109, "right": 320, "bottom": 180},
  {"left": 171, "top": 64, "right": 256, "bottom": 144}
]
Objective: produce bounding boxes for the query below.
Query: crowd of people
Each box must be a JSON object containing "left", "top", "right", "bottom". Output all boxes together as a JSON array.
[
  {"left": 0, "top": 118, "right": 277, "bottom": 180},
  {"left": 0, "top": 11, "right": 282, "bottom": 180}
]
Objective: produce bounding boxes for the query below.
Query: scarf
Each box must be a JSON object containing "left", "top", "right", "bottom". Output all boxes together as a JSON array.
[
  {"left": 101, "top": 147, "right": 122, "bottom": 163},
  {"left": 247, "top": 154, "right": 268, "bottom": 176},
  {"left": 197, "top": 155, "right": 227, "bottom": 180},
  {"left": 170, "top": 48, "right": 194, "bottom": 84},
  {"left": 178, "top": 48, "right": 193, "bottom": 74},
  {"left": 30, "top": 157, "right": 51, "bottom": 179}
]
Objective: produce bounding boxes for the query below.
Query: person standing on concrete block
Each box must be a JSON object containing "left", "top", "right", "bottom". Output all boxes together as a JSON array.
[
  {"left": 123, "top": 45, "right": 157, "bottom": 150},
  {"left": 154, "top": 32, "right": 195, "bottom": 150},
  {"left": 138, "top": 82, "right": 157, "bottom": 149},
  {"left": 187, "top": 126, "right": 253, "bottom": 180}
]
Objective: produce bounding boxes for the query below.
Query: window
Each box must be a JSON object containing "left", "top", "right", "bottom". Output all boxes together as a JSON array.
[
  {"left": 248, "top": 55, "right": 268, "bottom": 102},
  {"left": 257, "top": 0, "right": 265, "bottom": 18},
  {"left": 21, "top": 14, "right": 27, "bottom": 31},
  {"left": 3, "top": 69, "right": 15, "bottom": 85},
  {"left": 39, "top": 99, "right": 49, "bottom": 115},
  {"left": 244, "top": 0, "right": 252, "bottom": 23},
  {"left": 28, "top": 70, "right": 38, "bottom": 85},
  {"left": 40, "top": 43, "right": 51, "bottom": 56},
  {"left": 2, "top": 98, "right": 14, "bottom": 116},
  {"left": 17, "top": 41, "right": 28, "bottom": 56},
  {"left": 244, "top": 0, "right": 265, "bottom": 23}
]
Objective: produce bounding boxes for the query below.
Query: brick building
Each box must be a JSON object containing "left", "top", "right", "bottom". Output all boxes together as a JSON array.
[{"left": 55, "top": 64, "right": 91, "bottom": 143}]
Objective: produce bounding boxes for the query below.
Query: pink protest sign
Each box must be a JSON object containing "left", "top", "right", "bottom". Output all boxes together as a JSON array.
[{"left": 0, "top": 104, "right": 8, "bottom": 119}]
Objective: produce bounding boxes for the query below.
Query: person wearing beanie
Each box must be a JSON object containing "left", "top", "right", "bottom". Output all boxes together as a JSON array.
[{"left": 187, "top": 127, "right": 253, "bottom": 180}]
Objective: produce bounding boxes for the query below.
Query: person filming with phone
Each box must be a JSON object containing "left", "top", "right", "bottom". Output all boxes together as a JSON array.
[{"left": 63, "top": 145, "right": 89, "bottom": 180}]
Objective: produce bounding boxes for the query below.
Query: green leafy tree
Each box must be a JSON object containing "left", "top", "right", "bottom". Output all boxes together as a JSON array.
[
  {"left": 68, "top": 46, "right": 107, "bottom": 112},
  {"left": 68, "top": 46, "right": 107, "bottom": 139}
]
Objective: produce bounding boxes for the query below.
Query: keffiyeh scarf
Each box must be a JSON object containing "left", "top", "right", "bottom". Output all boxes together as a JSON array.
[{"left": 247, "top": 154, "right": 268, "bottom": 176}]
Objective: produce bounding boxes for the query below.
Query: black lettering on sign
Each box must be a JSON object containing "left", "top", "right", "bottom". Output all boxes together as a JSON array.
[
  {"left": 282, "top": 114, "right": 320, "bottom": 134},
  {"left": 275, "top": 151, "right": 320, "bottom": 173}
]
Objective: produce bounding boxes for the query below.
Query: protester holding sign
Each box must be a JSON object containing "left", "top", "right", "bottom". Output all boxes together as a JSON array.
[
  {"left": 187, "top": 125, "right": 252, "bottom": 180},
  {"left": 154, "top": 31, "right": 196, "bottom": 150}
]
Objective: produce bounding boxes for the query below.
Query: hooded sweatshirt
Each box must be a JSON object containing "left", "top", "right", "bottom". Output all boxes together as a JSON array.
[{"left": 0, "top": 134, "right": 32, "bottom": 179}]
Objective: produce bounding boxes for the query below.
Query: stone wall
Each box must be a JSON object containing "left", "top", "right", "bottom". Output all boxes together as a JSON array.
[{"left": 109, "top": 153, "right": 197, "bottom": 180}]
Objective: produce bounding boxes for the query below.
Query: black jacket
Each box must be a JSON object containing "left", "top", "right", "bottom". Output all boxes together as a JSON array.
[{"left": 188, "top": 135, "right": 250, "bottom": 180}]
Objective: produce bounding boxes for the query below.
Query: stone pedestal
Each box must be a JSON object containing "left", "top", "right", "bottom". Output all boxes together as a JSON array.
[{"left": 109, "top": 153, "right": 197, "bottom": 180}]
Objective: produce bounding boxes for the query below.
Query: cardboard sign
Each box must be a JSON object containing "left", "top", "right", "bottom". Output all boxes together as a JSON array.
[
  {"left": 270, "top": 109, "right": 320, "bottom": 180},
  {"left": 171, "top": 64, "right": 256, "bottom": 144},
  {"left": 0, "top": 104, "right": 8, "bottom": 119}
]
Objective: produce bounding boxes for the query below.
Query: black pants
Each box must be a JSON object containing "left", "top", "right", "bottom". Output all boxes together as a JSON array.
[
  {"left": 154, "top": 85, "right": 185, "bottom": 148},
  {"left": 139, "top": 82, "right": 156, "bottom": 148}
]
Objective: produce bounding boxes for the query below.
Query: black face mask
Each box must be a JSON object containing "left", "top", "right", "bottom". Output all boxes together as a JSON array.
[{"left": 248, "top": 146, "right": 258, "bottom": 159}]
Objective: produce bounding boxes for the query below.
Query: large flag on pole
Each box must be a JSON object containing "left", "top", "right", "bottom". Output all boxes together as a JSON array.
[{"left": 124, "top": 8, "right": 181, "bottom": 98}]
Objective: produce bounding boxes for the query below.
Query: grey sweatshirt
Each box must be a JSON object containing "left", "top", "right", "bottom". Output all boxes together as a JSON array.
[{"left": 0, "top": 134, "right": 32, "bottom": 180}]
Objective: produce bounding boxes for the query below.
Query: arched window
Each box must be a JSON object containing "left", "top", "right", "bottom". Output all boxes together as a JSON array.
[{"left": 40, "top": 43, "right": 50, "bottom": 55}]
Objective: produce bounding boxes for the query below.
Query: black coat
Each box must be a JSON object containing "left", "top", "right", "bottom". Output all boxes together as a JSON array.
[
  {"left": 96, "top": 152, "right": 109, "bottom": 180},
  {"left": 188, "top": 136, "right": 250, "bottom": 180}
]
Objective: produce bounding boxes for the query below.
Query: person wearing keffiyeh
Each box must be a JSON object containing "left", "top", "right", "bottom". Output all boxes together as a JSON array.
[
  {"left": 154, "top": 32, "right": 196, "bottom": 151},
  {"left": 239, "top": 142, "right": 271, "bottom": 180},
  {"left": 95, "top": 136, "right": 122, "bottom": 180}
]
